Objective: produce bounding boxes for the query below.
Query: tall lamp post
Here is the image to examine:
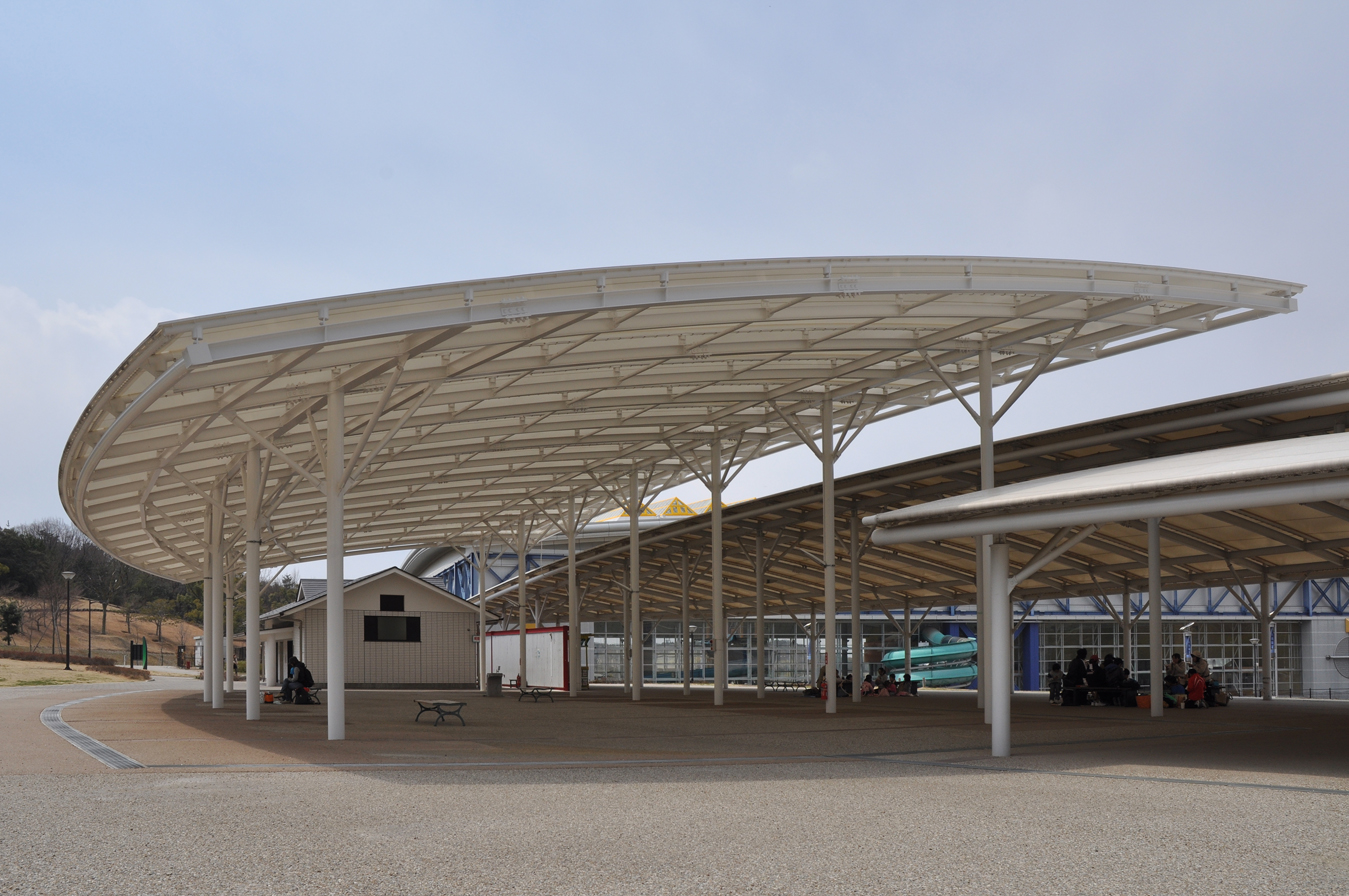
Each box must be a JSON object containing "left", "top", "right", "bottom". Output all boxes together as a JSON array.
[
  {"left": 61, "top": 571, "right": 75, "bottom": 671},
  {"left": 87, "top": 595, "right": 94, "bottom": 658}
]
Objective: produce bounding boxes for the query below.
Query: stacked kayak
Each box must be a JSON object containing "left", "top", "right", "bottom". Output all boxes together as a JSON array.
[{"left": 880, "top": 629, "right": 977, "bottom": 688}]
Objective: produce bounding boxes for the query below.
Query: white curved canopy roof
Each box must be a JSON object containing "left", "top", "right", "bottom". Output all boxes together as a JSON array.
[{"left": 58, "top": 256, "right": 1300, "bottom": 582}]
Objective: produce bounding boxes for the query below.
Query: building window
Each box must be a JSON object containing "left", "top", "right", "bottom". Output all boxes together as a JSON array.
[
  {"left": 364, "top": 615, "right": 420, "bottom": 642},
  {"left": 379, "top": 594, "right": 405, "bottom": 612}
]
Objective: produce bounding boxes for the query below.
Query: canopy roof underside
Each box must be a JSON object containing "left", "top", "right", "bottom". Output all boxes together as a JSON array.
[
  {"left": 483, "top": 372, "right": 1349, "bottom": 623},
  {"left": 58, "top": 255, "right": 1300, "bottom": 582}
]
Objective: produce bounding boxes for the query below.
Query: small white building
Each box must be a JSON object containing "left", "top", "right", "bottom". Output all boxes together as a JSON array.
[{"left": 260, "top": 567, "right": 479, "bottom": 689}]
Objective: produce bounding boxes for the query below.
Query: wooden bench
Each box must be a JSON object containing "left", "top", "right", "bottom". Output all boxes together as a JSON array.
[{"left": 414, "top": 699, "right": 467, "bottom": 726}]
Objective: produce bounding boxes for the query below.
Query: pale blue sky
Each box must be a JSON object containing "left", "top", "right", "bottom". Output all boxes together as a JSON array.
[{"left": 3, "top": 3, "right": 1346, "bottom": 579}]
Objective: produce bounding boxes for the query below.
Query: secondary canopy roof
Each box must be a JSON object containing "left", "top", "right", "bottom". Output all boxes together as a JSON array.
[
  {"left": 58, "top": 256, "right": 1300, "bottom": 582},
  {"left": 484, "top": 372, "right": 1349, "bottom": 621},
  {"left": 866, "top": 430, "right": 1349, "bottom": 544}
]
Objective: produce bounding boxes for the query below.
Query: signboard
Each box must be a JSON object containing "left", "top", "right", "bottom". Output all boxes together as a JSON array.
[{"left": 1183, "top": 632, "right": 1192, "bottom": 663}]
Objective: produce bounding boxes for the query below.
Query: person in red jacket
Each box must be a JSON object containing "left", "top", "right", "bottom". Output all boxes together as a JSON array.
[{"left": 1186, "top": 669, "right": 1207, "bottom": 708}]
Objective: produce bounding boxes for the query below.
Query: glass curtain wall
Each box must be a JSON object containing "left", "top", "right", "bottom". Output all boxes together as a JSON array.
[{"left": 1034, "top": 621, "right": 1301, "bottom": 695}]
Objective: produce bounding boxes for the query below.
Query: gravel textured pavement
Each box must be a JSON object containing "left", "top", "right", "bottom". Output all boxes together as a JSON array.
[{"left": 2, "top": 681, "right": 1347, "bottom": 895}]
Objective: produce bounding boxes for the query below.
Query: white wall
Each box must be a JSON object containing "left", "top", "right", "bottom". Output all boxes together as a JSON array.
[{"left": 485, "top": 627, "right": 568, "bottom": 689}]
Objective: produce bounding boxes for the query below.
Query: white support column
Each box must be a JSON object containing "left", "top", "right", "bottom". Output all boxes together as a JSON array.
[
  {"left": 904, "top": 600, "right": 912, "bottom": 682},
  {"left": 478, "top": 536, "right": 489, "bottom": 695},
  {"left": 755, "top": 526, "right": 766, "bottom": 699},
  {"left": 1260, "top": 577, "right": 1272, "bottom": 701},
  {"left": 821, "top": 397, "right": 837, "bottom": 714},
  {"left": 978, "top": 342, "right": 994, "bottom": 724},
  {"left": 681, "top": 548, "right": 691, "bottom": 696},
  {"left": 1147, "top": 517, "right": 1163, "bottom": 719},
  {"left": 568, "top": 517, "right": 580, "bottom": 697},
  {"left": 244, "top": 447, "right": 262, "bottom": 721},
  {"left": 850, "top": 512, "right": 862, "bottom": 703},
  {"left": 976, "top": 538, "right": 987, "bottom": 717},
  {"left": 210, "top": 499, "right": 224, "bottom": 710},
  {"left": 201, "top": 513, "right": 214, "bottom": 703},
  {"left": 325, "top": 382, "right": 346, "bottom": 741},
  {"left": 711, "top": 435, "right": 726, "bottom": 706},
  {"left": 621, "top": 575, "right": 630, "bottom": 695},
  {"left": 989, "top": 539, "right": 1011, "bottom": 757},
  {"left": 1121, "top": 582, "right": 1132, "bottom": 676},
  {"left": 263, "top": 639, "right": 276, "bottom": 687},
  {"left": 224, "top": 578, "right": 235, "bottom": 693},
  {"left": 630, "top": 467, "right": 642, "bottom": 702},
  {"left": 517, "top": 523, "right": 528, "bottom": 689}
]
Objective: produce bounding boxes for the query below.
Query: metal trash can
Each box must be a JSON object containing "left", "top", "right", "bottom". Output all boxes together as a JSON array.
[{"left": 486, "top": 672, "right": 503, "bottom": 697}]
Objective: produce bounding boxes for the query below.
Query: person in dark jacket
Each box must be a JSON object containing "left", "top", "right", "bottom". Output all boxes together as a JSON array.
[
  {"left": 1066, "top": 649, "right": 1089, "bottom": 687},
  {"left": 281, "top": 659, "right": 314, "bottom": 703}
]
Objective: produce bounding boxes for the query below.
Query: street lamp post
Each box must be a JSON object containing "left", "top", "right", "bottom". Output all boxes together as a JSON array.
[
  {"left": 61, "top": 571, "right": 75, "bottom": 671},
  {"left": 87, "top": 596, "right": 94, "bottom": 658}
]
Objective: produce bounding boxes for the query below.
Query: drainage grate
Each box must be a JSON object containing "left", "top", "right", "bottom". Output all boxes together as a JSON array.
[{"left": 40, "top": 693, "right": 148, "bottom": 769}]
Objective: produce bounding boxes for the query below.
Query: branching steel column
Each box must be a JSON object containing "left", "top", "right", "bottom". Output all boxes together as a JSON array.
[
  {"left": 517, "top": 522, "right": 528, "bottom": 689},
  {"left": 244, "top": 447, "right": 262, "bottom": 721},
  {"left": 755, "top": 525, "right": 766, "bottom": 699},
  {"left": 630, "top": 467, "right": 642, "bottom": 701},
  {"left": 681, "top": 547, "right": 691, "bottom": 696},
  {"left": 1148, "top": 517, "right": 1164, "bottom": 719},
  {"left": 326, "top": 382, "right": 346, "bottom": 741},
  {"left": 822, "top": 397, "right": 837, "bottom": 715},
  {"left": 210, "top": 497, "right": 224, "bottom": 710},
  {"left": 989, "top": 539, "right": 1011, "bottom": 757},
  {"left": 712, "top": 434, "right": 725, "bottom": 706},
  {"left": 850, "top": 513, "right": 862, "bottom": 703}
]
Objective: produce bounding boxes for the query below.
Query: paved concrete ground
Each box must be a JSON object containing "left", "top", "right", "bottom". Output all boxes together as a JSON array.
[{"left": 3, "top": 681, "right": 1347, "bottom": 894}]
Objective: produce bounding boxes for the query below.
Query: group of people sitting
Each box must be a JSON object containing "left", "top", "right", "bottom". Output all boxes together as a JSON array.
[
  {"left": 1048, "top": 648, "right": 1141, "bottom": 706},
  {"left": 1163, "top": 650, "right": 1228, "bottom": 708},
  {"left": 1047, "top": 647, "right": 1229, "bottom": 708},
  {"left": 804, "top": 668, "right": 918, "bottom": 698},
  {"left": 860, "top": 672, "right": 918, "bottom": 697}
]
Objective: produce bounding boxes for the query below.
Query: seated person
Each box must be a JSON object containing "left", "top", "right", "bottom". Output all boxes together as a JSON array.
[
  {"left": 861, "top": 674, "right": 875, "bottom": 696},
  {"left": 1167, "top": 653, "right": 1187, "bottom": 681},
  {"left": 884, "top": 674, "right": 899, "bottom": 696},
  {"left": 1191, "top": 650, "right": 1211, "bottom": 682},
  {"left": 903, "top": 673, "right": 917, "bottom": 696},
  {"left": 281, "top": 659, "right": 314, "bottom": 703},
  {"left": 1085, "top": 654, "right": 1105, "bottom": 689},
  {"left": 841, "top": 673, "right": 854, "bottom": 697},
  {"left": 1047, "top": 663, "right": 1064, "bottom": 704},
  {"left": 1164, "top": 674, "right": 1188, "bottom": 708},
  {"left": 1186, "top": 669, "right": 1207, "bottom": 708}
]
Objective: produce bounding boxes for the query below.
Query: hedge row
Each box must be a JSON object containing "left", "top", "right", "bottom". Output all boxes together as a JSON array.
[{"left": 0, "top": 649, "right": 153, "bottom": 678}]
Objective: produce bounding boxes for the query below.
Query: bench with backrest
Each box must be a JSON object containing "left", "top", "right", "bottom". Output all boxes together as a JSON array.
[{"left": 414, "top": 699, "right": 467, "bottom": 726}]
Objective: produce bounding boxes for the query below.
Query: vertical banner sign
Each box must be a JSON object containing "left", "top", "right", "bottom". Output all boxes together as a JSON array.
[{"left": 1183, "top": 632, "right": 1192, "bottom": 664}]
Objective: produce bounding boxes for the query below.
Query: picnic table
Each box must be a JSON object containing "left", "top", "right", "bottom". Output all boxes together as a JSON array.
[{"left": 414, "top": 699, "right": 467, "bottom": 726}]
